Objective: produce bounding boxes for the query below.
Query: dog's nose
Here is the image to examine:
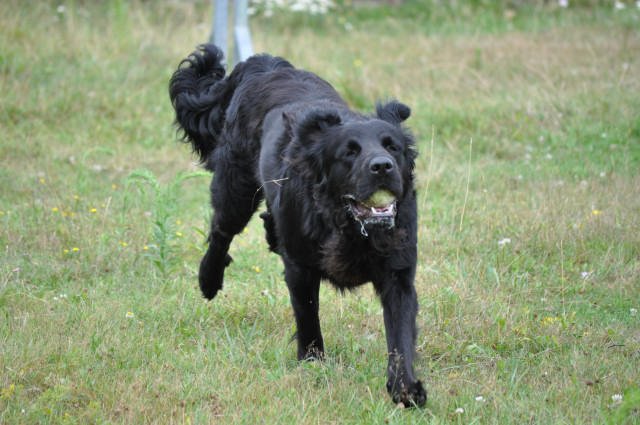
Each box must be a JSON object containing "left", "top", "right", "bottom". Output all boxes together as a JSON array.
[{"left": 369, "top": 156, "right": 394, "bottom": 176}]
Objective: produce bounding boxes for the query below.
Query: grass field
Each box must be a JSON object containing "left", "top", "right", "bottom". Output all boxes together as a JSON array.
[{"left": 1, "top": 0, "right": 639, "bottom": 423}]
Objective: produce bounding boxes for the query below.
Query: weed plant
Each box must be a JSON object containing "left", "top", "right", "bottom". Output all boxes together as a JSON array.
[
  {"left": 123, "top": 169, "right": 211, "bottom": 281},
  {"left": 1, "top": 0, "right": 639, "bottom": 424}
]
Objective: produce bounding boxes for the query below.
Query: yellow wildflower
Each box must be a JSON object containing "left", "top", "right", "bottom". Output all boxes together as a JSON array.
[{"left": 0, "top": 384, "right": 16, "bottom": 399}]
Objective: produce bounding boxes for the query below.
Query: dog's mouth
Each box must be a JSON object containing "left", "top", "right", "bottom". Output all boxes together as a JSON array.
[
  {"left": 344, "top": 194, "right": 397, "bottom": 235},
  {"left": 345, "top": 196, "right": 397, "bottom": 220}
]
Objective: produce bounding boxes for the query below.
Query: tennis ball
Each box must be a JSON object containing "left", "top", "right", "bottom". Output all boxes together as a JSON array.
[{"left": 366, "top": 189, "right": 395, "bottom": 207}]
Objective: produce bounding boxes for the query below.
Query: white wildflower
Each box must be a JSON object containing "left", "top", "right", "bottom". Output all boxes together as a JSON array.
[
  {"left": 497, "top": 238, "right": 511, "bottom": 247},
  {"left": 612, "top": 394, "right": 623, "bottom": 403},
  {"left": 126, "top": 311, "right": 134, "bottom": 319},
  {"left": 558, "top": 0, "right": 568, "bottom": 7},
  {"left": 455, "top": 407, "right": 464, "bottom": 414},
  {"left": 289, "top": 2, "right": 306, "bottom": 11},
  {"left": 631, "top": 308, "right": 638, "bottom": 317},
  {"left": 475, "top": 395, "right": 485, "bottom": 402}
]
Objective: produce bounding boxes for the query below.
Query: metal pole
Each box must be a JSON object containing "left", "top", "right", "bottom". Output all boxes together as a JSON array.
[
  {"left": 233, "top": 0, "right": 254, "bottom": 66},
  {"left": 210, "top": 0, "right": 229, "bottom": 63}
]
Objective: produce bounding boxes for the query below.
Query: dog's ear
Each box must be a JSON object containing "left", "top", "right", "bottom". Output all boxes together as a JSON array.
[
  {"left": 376, "top": 100, "right": 411, "bottom": 126},
  {"left": 377, "top": 101, "right": 418, "bottom": 177},
  {"left": 292, "top": 109, "right": 342, "bottom": 177},
  {"left": 296, "top": 109, "right": 342, "bottom": 142}
]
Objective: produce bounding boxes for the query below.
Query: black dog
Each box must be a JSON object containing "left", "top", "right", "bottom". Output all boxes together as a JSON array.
[{"left": 169, "top": 44, "right": 426, "bottom": 407}]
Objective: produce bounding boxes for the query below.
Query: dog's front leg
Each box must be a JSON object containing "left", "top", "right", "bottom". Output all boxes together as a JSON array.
[
  {"left": 283, "top": 257, "right": 324, "bottom": 360},
  {"left": 375, "top": 268, "right": 427, "bottom": 407}
]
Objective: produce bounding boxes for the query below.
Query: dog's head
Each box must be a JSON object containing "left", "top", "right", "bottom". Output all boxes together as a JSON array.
[{"left": 292, "top": 101, "right": 417, "bottom": 234}]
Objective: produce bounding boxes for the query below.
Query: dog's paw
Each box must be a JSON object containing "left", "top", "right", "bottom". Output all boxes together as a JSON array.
[
  {"left": 300, "top": 346, "right": 325, "bottom": 362},
  {"left": 199, "top": 252, "right": 233, "bottom": 300},
  {"left": 198, "top": 275, "right": 221, "bottom": 300},
  {"left": 388, "top": 380, "right": 427, "bottom": 408}
]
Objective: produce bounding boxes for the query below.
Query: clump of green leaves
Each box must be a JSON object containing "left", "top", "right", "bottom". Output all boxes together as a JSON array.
[{"left": 123, "top": 169, "right": 209, "bottom": 281}]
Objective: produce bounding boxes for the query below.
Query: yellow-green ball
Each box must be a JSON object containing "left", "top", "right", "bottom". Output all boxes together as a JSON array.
[{"left": 366, "top": 189, "right": 395, "bottom": 207}]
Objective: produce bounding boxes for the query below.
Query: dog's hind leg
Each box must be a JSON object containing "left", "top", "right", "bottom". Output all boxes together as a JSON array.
[
  {"left": 199, "top": 154, "right": 263, "bottom": 300},
  {"left": 199, "top": 228, "right": 233, "bottom": 300},
  {"left": 259, "top": 210, "right": 279, "bottom": 253}
]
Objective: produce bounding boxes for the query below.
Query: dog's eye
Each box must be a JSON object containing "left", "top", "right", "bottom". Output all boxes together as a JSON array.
[
  {"left": 383, "top": 137, "right": 400, "bottom": 153},
  {"left": 344, "top": 141, "right": 361, "bottom": 158}
]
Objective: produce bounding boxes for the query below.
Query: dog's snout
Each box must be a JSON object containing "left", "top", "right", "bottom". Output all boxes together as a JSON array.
[{"left": 369, "top": 156, "right": 394, "bottom": 176}]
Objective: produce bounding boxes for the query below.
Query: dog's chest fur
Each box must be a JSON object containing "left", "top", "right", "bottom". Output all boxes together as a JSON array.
[{"left": 319, "top": 228, "right": 406, "bottom": 288}]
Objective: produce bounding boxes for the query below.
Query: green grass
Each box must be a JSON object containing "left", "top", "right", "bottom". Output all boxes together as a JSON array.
[{"left": 1, "top": 0, "right": 639, "bottom": 423}]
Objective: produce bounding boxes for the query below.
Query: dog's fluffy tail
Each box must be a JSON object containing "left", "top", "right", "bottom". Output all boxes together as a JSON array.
[{"left": 169, "top": 44, "right": 230, "bottom": 162}]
